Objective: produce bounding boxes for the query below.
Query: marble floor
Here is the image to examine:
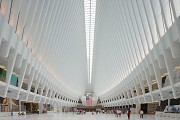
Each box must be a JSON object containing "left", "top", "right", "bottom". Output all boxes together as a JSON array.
[{"left": 0, "top": 112, "right": 180, "bottom": 120}]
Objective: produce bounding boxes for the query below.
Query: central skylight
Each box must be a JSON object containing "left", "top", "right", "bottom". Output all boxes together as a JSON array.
[{"left": 84, "top": 0, "right": 96, "bottom": 84}]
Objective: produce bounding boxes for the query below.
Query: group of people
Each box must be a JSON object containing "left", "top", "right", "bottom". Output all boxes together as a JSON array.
[
  {"left": 116, "top": 109, "right": 122, "bottom": 117},
  {"left": 92, "top": 110, "right": 104, "bottom": 115},
  {"left": 74, "top": 108, "right": 144, "bottom": 119},
  {"left": 126, "top": 109, "right": 144, "bottom": 119},
  {"left": 76, "top": 109, "right": 86, "bottom": 114},
  {"left": 75, "top": 109, "right": 105, "bottom": 115}
]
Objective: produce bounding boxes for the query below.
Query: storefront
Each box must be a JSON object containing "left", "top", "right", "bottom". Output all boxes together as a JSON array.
[{"left": 24, "top": 102, "right": 47, "bottom": 114}]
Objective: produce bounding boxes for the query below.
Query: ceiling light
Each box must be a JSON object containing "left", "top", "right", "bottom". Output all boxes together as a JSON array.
[{"left": 84, "top": 0, "right": 96, "bottom": 84}]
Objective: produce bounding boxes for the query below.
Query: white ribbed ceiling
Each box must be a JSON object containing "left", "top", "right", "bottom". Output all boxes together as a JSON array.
[
  {"left": 92, "top": 0, "right": 171, "bottom": 97},
  {"left": 10, "top": 0, "right": 88, "bottom": 99},
  {"left": 9, "top": 0, "right": 174, "bottom": 100}
]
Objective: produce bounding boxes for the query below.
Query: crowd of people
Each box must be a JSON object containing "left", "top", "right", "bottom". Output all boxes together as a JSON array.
[
  {"left": 67, "top": 108, "right": 144, "bottom": 119},
  {"left": 76, "top": 109, "right": 86, "bottom": 114}
]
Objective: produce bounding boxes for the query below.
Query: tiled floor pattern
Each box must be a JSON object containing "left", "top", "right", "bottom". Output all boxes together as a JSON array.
[{"left": 0, "top": 112, "right": 180, "bottom": 120}]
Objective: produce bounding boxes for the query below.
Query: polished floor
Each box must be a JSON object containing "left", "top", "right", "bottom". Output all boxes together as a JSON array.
[{"left": 1, "top": 112, "right": 180, "bottom": 120}]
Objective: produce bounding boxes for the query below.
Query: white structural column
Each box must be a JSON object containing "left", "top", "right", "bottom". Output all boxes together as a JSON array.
[
  {"left": 39, "top": 77, "right": 47, "bottom": 103},
  {"left": 170, "top": 0, "right": 180, "bottom": 44},
  {"left": 163, "top": 50, "right": 177, "bottom": 99},
  {"left": 4, "top": 49, "right": 17, "bottom": 97},
  {"left": 137, "top": 69, "right": 146, "bottom": 103},
  {"left": 26, "top": 67, "right": 35, "bottom": 101},
  {"left": 0, "top": 0, "right": 11, "bottom": 44},
  {"left": 129, "top": 78, "right": 135, "bottom": 104},
  {"left": 16, "top": 59, "right": 28, "bottom": 100},
  {"left": 152, "top": 60, "right": 164, "bottom": 100},
  {"left": 44, "top": 83, "right": 51, "bottom": 103},
  {"left": 144, "top": 68, "right": 154, "bottom": 102},
  {"left": 133, "top": 74, "right": 140, "bottom": 104},
  {"left": 33, "top": 70, "right": 43, "bottom": 101}
]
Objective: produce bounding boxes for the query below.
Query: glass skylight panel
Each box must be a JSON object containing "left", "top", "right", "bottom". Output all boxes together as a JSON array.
[{"left": 84, "top": 0, "right": 96, "bottom": 84}]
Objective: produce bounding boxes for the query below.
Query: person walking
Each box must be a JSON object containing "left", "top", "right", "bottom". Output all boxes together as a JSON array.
[
  {"left": 127, "top": 110, "right": 131, "bottom": 119},
  {"left": 116, "top": 110, "right": 121, "bottom": 117},
  {"left": 102, "top": 109, "right": 105, "bottom": 114},
  {"left": 96, "top": 110, "right": 98, "bottom": 114},
  {"left": 140, "top": 110, "right": 144, "bottom": 118},
  {"left": 65, "top": 109, "right": 68, "bottom": 114}
]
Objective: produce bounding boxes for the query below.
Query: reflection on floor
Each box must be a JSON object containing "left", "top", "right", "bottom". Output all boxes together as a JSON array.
[{"left": 0, "top": 112, "right": 180, "bottom": 120}]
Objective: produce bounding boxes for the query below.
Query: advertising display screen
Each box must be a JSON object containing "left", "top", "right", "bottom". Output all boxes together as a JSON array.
[{"left": 164, "top": 105, "right": 180, "bottom": 113}]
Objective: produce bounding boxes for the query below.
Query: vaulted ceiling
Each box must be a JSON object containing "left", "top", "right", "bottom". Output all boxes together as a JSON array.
[{"left": 2, "top": 0, "right": 179, "bottom": 102}]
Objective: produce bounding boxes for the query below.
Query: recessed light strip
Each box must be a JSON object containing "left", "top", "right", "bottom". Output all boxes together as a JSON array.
[{"left": 84, "top": 0, "right": 96, "bottom": 84}]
